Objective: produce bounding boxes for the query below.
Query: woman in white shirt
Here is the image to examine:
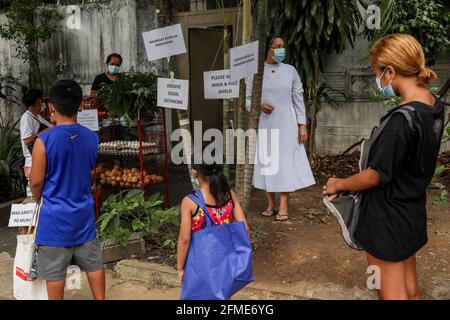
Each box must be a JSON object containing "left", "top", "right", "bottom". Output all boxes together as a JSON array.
[
  {"left": 20, "top": 87, "right": 52, "bottom": 181},
  {"left": 246, "top": 36, "right": 315, "bottom": 221}
]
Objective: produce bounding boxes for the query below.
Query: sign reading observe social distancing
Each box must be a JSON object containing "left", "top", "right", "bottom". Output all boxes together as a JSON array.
[
  {"left": 157, "top": 78, "right": 189, "bottom": 110},
  {"left": 142, "top": 24, "right": 187, "bottom": 61},
  {"left": 229, "top": 41, "right": 259, "bottom": 82},
  {"left": 203, "top": 69, "right": 239, "bottom": 100}
]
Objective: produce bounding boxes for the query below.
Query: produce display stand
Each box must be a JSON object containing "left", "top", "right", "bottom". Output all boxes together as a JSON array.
[{"left": 91, "top": 106, "right": 171, "bottom": 217}]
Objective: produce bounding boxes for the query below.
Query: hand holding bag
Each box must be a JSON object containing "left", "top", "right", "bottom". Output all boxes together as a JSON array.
[
  {"left": 13, "top": 199, "right": 48, "bottom": 300},
  {"left": 180, "top": 189, "right": 254, "bottom": 300}
]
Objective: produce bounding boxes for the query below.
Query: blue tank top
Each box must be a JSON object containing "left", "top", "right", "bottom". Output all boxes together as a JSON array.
[{"left": 36, "top": 124, "right": 98, "bottom": 247}]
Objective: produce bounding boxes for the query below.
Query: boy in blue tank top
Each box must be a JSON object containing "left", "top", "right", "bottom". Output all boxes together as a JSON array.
[{"left": 30, "top": 80, "right": 105, "bottom": 300}]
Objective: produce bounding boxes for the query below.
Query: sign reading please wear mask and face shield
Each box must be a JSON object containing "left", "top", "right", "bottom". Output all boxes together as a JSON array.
[{"left": 203, "top": 69, "right": 239, "bottom": 100}]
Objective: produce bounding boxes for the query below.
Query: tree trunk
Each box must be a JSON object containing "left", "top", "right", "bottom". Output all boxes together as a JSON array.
[
  {"left": 241, "top": 0, "right": 267, "bottom": 212},
  {"left": 235, "top": 0, "right": 252, "bottom": 200}
]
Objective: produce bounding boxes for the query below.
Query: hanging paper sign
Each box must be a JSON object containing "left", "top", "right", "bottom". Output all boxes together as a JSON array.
[
  {"left": 77, "top": 109, "right": 99, "bottom": 131},
  {"left": 8, "top": 203, "right": 37, "bottom": 227},
  {"left": 157, "top": 78, "right": 189, "bottom": 110},
  {"left": 203, "top": 69, "right": 239, "bottom": 99},
  {"left": 229, "top": 41, "right": 259, "bottom": 82},
  {"left": 142, "top": 24, "right": 187, "bottom": 61}
]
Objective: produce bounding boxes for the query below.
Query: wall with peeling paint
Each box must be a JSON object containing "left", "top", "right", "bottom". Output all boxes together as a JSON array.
[{"left": 0, "top": 0, "right": 162, "bottom": 125}]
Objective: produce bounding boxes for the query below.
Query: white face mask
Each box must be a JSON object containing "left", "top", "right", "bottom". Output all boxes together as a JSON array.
[{"left": 40, "top": 103, "right": 47, "bottom": 113}]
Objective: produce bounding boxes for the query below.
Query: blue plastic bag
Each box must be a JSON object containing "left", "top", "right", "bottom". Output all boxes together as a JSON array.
[{"left": 180, "top": 189, "right": 254, "bottom": 300}]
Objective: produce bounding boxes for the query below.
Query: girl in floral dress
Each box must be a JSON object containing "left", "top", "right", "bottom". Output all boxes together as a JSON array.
[{"left": 177, "top": 161, "right": 250, "bottom": 284}]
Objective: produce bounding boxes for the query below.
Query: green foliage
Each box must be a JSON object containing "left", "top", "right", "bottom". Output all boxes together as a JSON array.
[
  {"left": 361, "top": 0, "right": 450, "bottom": 59},
  {"left": 97, "top": 190, "right": 180, "bottom": 250},
  {"left": 0, "top": 114, "right": 25, "bottom": 202},
  {"left": 96, "top": 69, "right": 159, "bottom": 125},
  {"left": 270, "top": 0, "right": 362, "bottom": 89}
]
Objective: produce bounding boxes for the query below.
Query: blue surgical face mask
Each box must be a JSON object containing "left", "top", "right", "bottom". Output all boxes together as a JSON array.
[
  {"left": 375, "top": 68, "right": 397, "bottom": 98},
  {"left": 107, "top": 65, "right": 120, "bottom": 74},
  {"left": 273, "top": 48, "right": 286, "bottom": 63}
]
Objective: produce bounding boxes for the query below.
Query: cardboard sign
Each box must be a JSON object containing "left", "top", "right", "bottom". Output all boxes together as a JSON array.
[
  {"left": 9, "top": 203, "right": 37, "bottom": 227},
  {"left": 157, "top": 78, "right": 189, "bottom": 110},
  {"left": 229, "top": 41, "right": 259, "bottom": 82},
  {"left": 142, "top": 24, "right": 187, "bottom": 61},
  {"left": 77, "top": 109, "right": 99, "bottom": 131},
  {"left": 203, "top": 69, "right": 239, "bottom": 99}
]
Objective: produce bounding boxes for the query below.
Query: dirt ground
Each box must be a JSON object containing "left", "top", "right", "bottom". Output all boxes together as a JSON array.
[{"left": 247, "top": 185, "right": 450, "bottom": 299}]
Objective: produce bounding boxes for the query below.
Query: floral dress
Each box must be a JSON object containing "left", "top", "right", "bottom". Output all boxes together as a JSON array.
[{"left": 191, "top": 197, "right": 234, "bottom": 233}]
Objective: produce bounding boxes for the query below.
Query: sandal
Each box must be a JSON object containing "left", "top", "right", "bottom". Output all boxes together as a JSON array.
[
  {"left": 275, "top": 213, "right": 289, "bottom": 222},
  {"left": 261, "top": 208, "right": 276, "bottom": 217}
]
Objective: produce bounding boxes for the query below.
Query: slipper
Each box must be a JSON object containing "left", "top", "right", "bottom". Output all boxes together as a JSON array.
[
  {"left": 275, "top": 213, "right": 289, "bottom": 222},
  {"left": 261, "top": 209, "right": 276, "bottom": 217}
]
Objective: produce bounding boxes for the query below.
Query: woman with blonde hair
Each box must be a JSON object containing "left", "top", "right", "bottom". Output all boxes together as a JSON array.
[{"left": 323, "top": 33, "right": 445, "bottom": 300}]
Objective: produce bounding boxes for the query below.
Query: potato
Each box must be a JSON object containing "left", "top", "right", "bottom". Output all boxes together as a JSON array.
[
  {"left": 115, "top": 176, "right": 122, "bottom": 182},
  {"left": 111, "top": 181, "right": 117, "bottom": 187},
  {"left": 157, "top": 176, "right": 164, "bottom": 183},
  {"left": 105, "top": 170, "right": 112, "bottom": 177},
  {"left": 122, "top": 174, "right": 128, "bottom": 181},
  {"left": 142, "top": 170, "right": 148, "bottom": 176},
  {"left": 125, "top": 182, "right": 131, "bottom": 187},
  {"left": 106, "top": 177, "right": 111, "bottom": 183},
  {"left": 113, "top": 164, "right": 120, "bottom": 170},
  {"left": 137, "top": 182, "right": 142, "bottom": 189},
  {"left": 131, "top": 168, "right": 138, "bottom": 173},
  {"left": 100, "top": 180, "right": 106, "bottom": 185},
  {"left": 144, "top": 179, "right": 150, "bottom": 186},
  {"left": 100, "top": 173, "right": 106, "bottom": 180},
  {"left": 131, "top": 177, "right": 139, "bottom": 183},
  {"left": 127, "top": 177, "right": 133, "bottom": 183}
]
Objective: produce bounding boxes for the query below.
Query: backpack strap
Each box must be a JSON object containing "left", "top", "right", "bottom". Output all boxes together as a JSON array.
[
  {"left": 187, "top": 189, "right": 214, "bottom": 228},
  {"left": 360, "top": 105, "right": 419, "bottom": 171},
  {"left": 370, "top": 105, "right": 416, "bottom": 143}
]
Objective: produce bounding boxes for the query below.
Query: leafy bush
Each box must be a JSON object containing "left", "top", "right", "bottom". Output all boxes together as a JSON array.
[
  {"left": 0, "top": 116, "right": 25, "bottom": 202},
  {"left": 97, "top": 190, "right": 180, "bottom": 250},
  {"left": 96, "top": 69, "right": 158, "bottom": 126}
]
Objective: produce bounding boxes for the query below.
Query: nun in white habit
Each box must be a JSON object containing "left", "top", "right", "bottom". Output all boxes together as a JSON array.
[{"left": 246, "top": 36, "right": 315, "bottom": 221}]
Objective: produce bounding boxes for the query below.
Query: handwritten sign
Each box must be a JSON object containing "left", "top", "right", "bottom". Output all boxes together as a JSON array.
[
  {"left": 229, "top": 41, "right": 259, "bottom": 82},
  {"left": 9, "top": 203, "right": 37, "bottom": 227},
  {"left": 203, "top": 69, "right": 239, "bottom": 99},
  {"left": 157, "top": 78, "right": 189, "bottom": 110},
  {"left": 142, "top": 24, "right": 187, "bottom": 61},
  {"left": 77, "top": 109, "right": 99, "bottom": 131}
]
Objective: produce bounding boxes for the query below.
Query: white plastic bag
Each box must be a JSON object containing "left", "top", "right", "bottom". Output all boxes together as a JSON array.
[{"left": 13, "top": 234, "right": 48, "bottom": 300}]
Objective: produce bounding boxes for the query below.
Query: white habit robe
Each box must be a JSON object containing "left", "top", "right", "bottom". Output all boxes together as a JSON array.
[{"left": 246, "top": 62, "right": 316, "bottom": 192}]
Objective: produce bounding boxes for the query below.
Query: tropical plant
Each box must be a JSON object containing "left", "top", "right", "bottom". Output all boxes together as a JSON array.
[
  {"left": 97, "top": 190, "right": 180, "bottom": 250},
  {"left": 361, "top": 0, "right": 450, "bottom": 99},
  {"left": 269, "top": 0, "right": 362, "bottom": 157},
  {"left": 96, "top": 69, "right": 159, "bottom": 125},
  {"left": 0, "top": 114, "right": 25, "bottom": 202},
  {"left": 0, "top": 0, "right": 63, "bottom": 90}
]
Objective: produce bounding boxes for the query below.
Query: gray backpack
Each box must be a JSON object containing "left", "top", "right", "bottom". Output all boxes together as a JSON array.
[{"left": 323, "top": 105, "right": 418, "bottom": 250}]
